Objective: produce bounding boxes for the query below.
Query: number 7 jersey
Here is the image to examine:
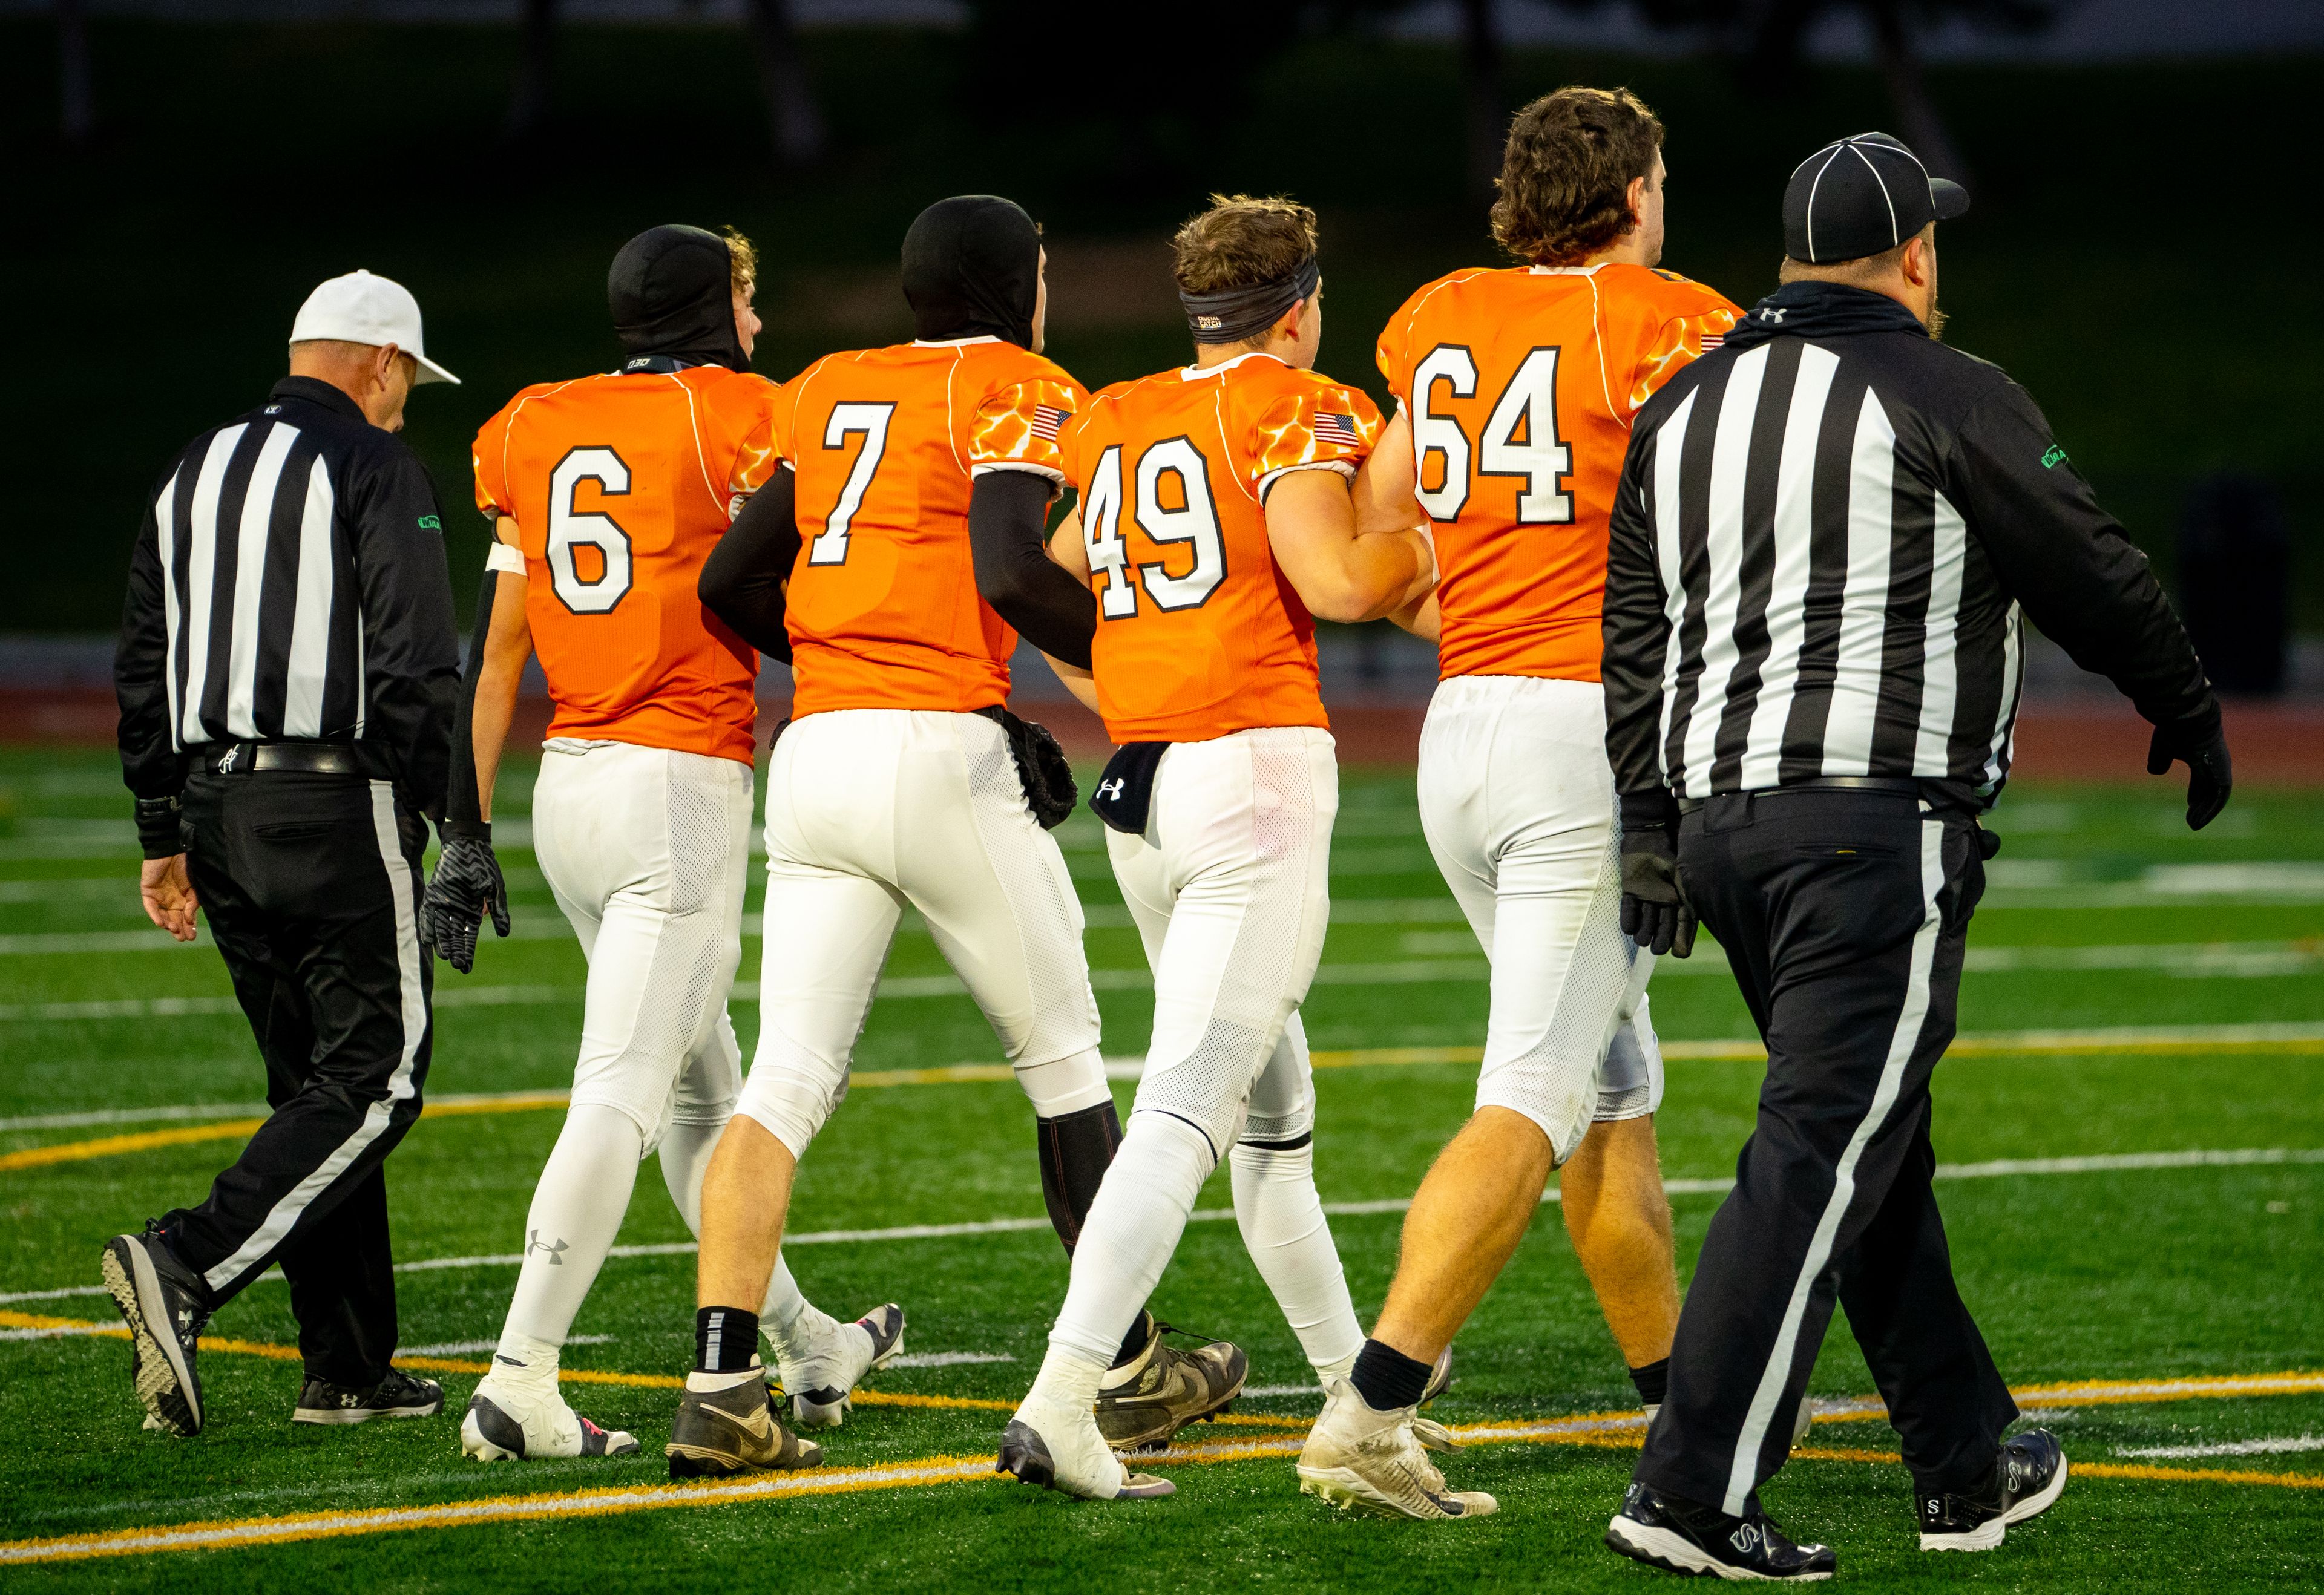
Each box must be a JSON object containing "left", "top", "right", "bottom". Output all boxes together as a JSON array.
[{"left": 1377, "top": 263, "right": 1739, "bottom": 683}]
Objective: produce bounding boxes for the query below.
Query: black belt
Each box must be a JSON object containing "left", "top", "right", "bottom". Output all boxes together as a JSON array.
[
  {"left": 1678, "top": 776, "right": 1923, "bottom": 814},
  {"left": 195, "top": 741, "right": 392, "bottom": 779}
]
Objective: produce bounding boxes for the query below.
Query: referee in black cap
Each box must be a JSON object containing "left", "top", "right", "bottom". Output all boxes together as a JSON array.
[
  {"left": 1596, "top": 133, "right": 2229, "bottom": 1578},
  {"left": 105, "top": 270, "right": 469, "bottom": 1437}
]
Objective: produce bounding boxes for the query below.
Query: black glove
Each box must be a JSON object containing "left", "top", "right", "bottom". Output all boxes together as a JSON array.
[
  {"left": 2145, "top": 701, "right": 2233, "bottom": 831},
  {"left": 1618, "top": 792, "right": 1695, "bottom": 958},
  {"left": 422, "top": 819, "right": 510, "bottom": 975},
  {"left": 999, "top": 710, "right": 1078, "bottom": 830}
]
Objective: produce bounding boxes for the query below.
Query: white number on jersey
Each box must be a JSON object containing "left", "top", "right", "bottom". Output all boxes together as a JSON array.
[
  {"left": 1411, "top": 344, "right": 1477, "bottom": 522},
  {"left": 1081, "top": 444, "right": 1138, "bottom": 619},
  {"left": 809, "top": 402, "right": 896, "bottom": 566},
  {"left": 1478, "top": 347, "right": 1574, "bottom": 523},
  {"left": 546, "top": 446, "right": 634, "bottom": 615},
  {"left": 1132, "top": 437, "right": 1226, "bottom": 612}
]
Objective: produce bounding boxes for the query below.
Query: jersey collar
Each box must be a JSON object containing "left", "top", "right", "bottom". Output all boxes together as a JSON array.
[
  {"left": 1179, "top": 350, "right": 1287, "bottom": 381},
  {"left": 911, "top": 335, "right": 1003, "bottom": 348},
  {"left": 1529, "top": 263, "right": 1608, "bottom": 276}
]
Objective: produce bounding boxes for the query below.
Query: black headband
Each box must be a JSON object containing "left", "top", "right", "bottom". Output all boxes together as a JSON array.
[{"left": 1180, "top": 255, "right": 1319, "bottom": 344}]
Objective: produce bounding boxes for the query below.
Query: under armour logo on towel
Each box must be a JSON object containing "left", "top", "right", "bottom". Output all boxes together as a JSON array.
[
  {"left": 1756, "top": 306, "right": 1787, "bottom": 324},
  {"left": 1098, "top": 778, "right": 1126, "bottom": 800},
  {"left": 525, "top": 1229, "right": 569, "bottom": 1265}
]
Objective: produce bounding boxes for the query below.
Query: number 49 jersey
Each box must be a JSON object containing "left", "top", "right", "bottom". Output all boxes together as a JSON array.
[
  {"left": 471, "top": 365, "right": 781, "bottom": 764},
  {"left": 1377, "top": 263, "right": 1739, "bottom": 683},
  {"left": 1060, "top": 353, "right": 1384, "bottom": 744},
  {"left": 774, "top": 338, "right": 1089, "bottom": 719}
]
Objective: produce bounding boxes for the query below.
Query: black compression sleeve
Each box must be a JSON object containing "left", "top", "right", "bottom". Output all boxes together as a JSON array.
[
  {"left": 698, "top": 469, "right": 801, "bottom": 662},
  {"left": 445, "top": 566, "right": 496, "bottom": 829},
  {"left": 970, "top": 470, "right": 1095, "bottom": 669}
]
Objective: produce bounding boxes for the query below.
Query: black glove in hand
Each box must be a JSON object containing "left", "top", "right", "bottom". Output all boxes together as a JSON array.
[
  {"left": 2146, "top": 703, "right": 2233, "bottom": 831},
  {"left": 1620, "top": 826, "right": 1696, "bottom": 959},
  {"left": 422, "top": 819, "right": 510, "bottom": 975},
  {"left": 999, "top": 710, "right": 1078, "bottom": 830}
]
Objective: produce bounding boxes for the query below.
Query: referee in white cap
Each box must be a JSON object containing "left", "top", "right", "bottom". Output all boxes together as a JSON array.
[{"left": 105, "top": 270, "right": 469, "bottom": 1437}]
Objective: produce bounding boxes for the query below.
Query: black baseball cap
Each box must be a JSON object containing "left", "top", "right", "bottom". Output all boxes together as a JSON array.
[{"left": 1782, "top": 132, "right": 1969, "bottom": 264}]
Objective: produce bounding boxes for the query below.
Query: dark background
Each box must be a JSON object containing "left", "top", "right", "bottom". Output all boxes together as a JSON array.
[{"left": 5, "top": 14, "right": 2318, "bottom": 640}]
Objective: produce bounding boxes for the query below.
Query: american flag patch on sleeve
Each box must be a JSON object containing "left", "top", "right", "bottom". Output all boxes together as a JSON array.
[
  {"left": 1701, "top": 333, "right": 1725, "bottom": 349},
  {"left": 1312, "top": 411, "right": 1361, "bottom": 448},
  {"left": 1031, "top": 404, "right": 1069, "bottom": 442}
]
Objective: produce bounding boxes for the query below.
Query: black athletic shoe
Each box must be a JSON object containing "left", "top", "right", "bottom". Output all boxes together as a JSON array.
[
  {"left": 293, "top": 1367, "right": 446, "bottom": 1426},
  {"left": 1606, "top": 1482, "right": 1837, "bottom": 1581},
  {"left": 1918, "top": 1430, "right": 2067, "bottom": 1551},
  {"left": 100, "top": 1225, "right": 210, "bottom": 1437}
]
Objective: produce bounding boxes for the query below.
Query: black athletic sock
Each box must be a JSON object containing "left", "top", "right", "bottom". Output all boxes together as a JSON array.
[
  {"left": 1629, "top": 1357, "right": 1670, "bottom": 1408},
  {"left": 695, "top": 1306, "right": 760, "bottom": 1374},
  {"left": 1350, "top": 1338, "right": 1432, "bottom": 1413},
  {"left": 1110, "top": 1308, "right": 1154, "bottom": 1371},
  {"left": 1036, "top": 1099, "right": 1123, "bottom": 1255}
]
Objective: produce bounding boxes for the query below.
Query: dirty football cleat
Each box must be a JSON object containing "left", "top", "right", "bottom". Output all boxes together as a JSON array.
[
  {"left": 666, "top": 1370, "right": 823, "bottom": 1479},
  {"left": 294, "top": 1366, "right": 445, "bottom": 1426},
  {"left": 1605, "top": 1481, "right": 1836, "bottom": 1580},
  {"left": 1918, "top": 1429, "right": 2067, "bottom": 1551},
  {"left": 100, "top": 1225, "right": 210, "bottom": 1437},
  {"left": 459, "top": 1377, "right": 635, "bottom": 1459},
  {"left": 1296, "top": 1377, "right": 1497, "bottom": 1520},
  {"left": 772, "top": 1302, "right": 905, "bottom": 1430},
  {"left": 996, "top": 1396, "right": 1175, "bottom": 1499},
  {"left": 1092, "top": 1316, "right": 1249, "bottom": 1452}
]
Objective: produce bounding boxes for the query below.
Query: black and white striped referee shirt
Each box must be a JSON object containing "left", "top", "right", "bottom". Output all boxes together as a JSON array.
[
  {"left": 116, "top": 376, "right": 461, "bottom": 820},
  {"left": 1603, "top": 281, "right": 2210, "bottom": 811}
]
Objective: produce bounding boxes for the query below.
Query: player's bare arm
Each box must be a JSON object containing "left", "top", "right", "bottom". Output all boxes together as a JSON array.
[
  {"left": 1041, "top": 510, "right": 1102, "bottom": 712},
  {"left": 1351, "top": 410, "right": 1442, "bottom": 641},
  {"left": 468, "top": 517, "right": 536, "bottom": 822},
  {"left": 1264, "top": 467, "right": 1434, "bottom": 624}
]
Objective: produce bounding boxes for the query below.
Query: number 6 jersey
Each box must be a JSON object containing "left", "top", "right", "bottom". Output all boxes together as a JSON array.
[
  {"left": 471, "top": 364, "right": 781, "bottom": 764},
  {"left": 1059, "top": 352, "right": 1384, "bottom": 744},
  {"left": 773, "top": 337, "right": 1089, "bottom": 719},
  {"left": 1376, "top": 263, "right": 1738, "bottom": 684}
]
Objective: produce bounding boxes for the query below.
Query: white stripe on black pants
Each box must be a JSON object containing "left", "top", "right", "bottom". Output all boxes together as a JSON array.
[
  {"left": 1635, "top": 788, "right": 2018, "bottom": 1512},
  {"left": 160, "top": 768, "right": 431, "bottom": 1388}
]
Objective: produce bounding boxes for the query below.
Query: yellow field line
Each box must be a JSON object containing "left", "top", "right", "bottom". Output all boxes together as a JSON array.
[{"left": 0, "top": 1093, "right": 573, "bottom": 1174}]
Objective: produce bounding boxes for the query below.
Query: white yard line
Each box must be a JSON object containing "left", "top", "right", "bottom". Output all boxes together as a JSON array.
[
  {"left": 2115, "top": 1434, "right": 2324, "bottom": 1459},
  {"left": 885, "top": 1351, "right": 1014, "bottom": 1369}
]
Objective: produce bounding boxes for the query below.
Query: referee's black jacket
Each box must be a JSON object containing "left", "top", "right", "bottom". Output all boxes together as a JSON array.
[
  {"left": 116, "top": 376, "right": 461, "bottom": 848},
  {"left": 1603, "top": 281, "right": 2213, "bottom": 815}
]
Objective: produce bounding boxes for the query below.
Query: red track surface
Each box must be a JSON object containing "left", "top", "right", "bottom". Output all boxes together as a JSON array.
[{"left": 7, "top": 689, "right": 2318, "bottom": 783}]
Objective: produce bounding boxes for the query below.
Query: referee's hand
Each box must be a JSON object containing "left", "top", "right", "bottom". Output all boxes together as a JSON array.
[
  {"left": 2146, "top": 704, "right": 2233, "bottom": 831},
  {"left": 422, "top": 820, "right": 511, "bottom": 975},
  {"left": 1620, "top": 828, "right": 1697, "bottom": 959}
]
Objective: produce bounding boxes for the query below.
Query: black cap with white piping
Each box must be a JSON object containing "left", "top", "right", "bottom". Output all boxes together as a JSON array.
[{"left": 1782, "top": 132, "right": 1969, "bottom": 264}]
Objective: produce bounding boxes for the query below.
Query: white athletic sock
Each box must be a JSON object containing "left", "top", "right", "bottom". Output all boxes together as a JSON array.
[
  {"left": 1229, "top": 1141, "right": 1364, "bottom": 1378},
  {"left": 659, "top": 1116, "right": 824, "bottom": 1351},
  {"left": 1044, "top": 1112, "right": 1215, "bottom": 1367},
  {"left": 502, "top": 1104, "right": 645, "bottom": 1347}
]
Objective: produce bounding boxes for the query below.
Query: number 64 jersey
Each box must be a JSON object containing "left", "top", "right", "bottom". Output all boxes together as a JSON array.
[{"left": 471, "top": 365, "right": 781, "bottom": 764}]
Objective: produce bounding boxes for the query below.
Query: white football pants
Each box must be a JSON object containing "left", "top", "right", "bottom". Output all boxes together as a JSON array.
[
  {"left": 1417, "top": 675, "right": 1664, "bottom": 1164},
  {"left": 734, "top": 709, "right": 1109, "bottom": 1159},
  {"left": 1044, "top": 726, "right": 1362, "bottom": 1378}
]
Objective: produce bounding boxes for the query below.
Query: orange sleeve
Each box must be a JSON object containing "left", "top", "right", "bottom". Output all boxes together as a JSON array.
[
  {"left": 1247, "top": 377, "right": 1385, "bottom": 499},
  {"left": 471, "top": 401, "right": 519, "bottom": 523},
  {"left": 968, "top": 375, "right": 1088, "bottom": 484},
  {"left": 724, "top": 377, "right": 784, "bottom": 505},
  {"left": 1375, "top": 298, "right": 1416, "bottom": 410},
  {"left": 1629, "top": 298, "right": 1741, "bottom": 416},
  {"left": 765, "top": 364, "right": 808, "bottom": 471}
]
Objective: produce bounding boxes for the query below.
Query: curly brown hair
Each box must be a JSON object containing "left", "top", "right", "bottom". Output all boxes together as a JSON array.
[
  {"left": 1490, "top": 87, "right": 1663, "bottom": 267},
  {"left": 1170, "top": 194, "right": 1318, "bottom": 295},
  {"left": 722, "top": 225, "right": 758, "bottom": 299}
]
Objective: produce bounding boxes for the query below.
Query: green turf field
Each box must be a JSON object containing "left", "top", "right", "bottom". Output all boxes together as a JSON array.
[{"left": 1, "top": 746, "right": 2319, "bottom": 1588}]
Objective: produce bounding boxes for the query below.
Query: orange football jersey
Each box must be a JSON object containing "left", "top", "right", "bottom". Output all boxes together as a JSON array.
[
  {"left": 774, "top": 338, "right": 1089, "bottom": 718},
  {"left": 472, "top": 365, "right": 780, "bottom": 764},
  {"left": 1376, "top": 264, "right": 1739, "bottom": 682},
  {"left": 1062, "top": 352, "right": 1383, "bottom": 744}
]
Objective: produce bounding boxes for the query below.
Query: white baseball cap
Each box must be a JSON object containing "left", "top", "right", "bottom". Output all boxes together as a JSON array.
[{"left": 289, "top": 269, "right": 459, "bottom": 385}]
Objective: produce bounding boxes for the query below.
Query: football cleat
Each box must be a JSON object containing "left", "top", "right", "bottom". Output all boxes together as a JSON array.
[
  {"left": 1296, "top": 1377, "right": 1497, "bottom": 1520},
  {"left": 295, "top": 1367, "right": 445, "bottom": 1426},
  {"left": 666, "top": 1371, "right": 823, "bottom": 1479},
  {"left": 100, "top": 1226, "right": 209, "bottom": 1437},
  {"left": 771, "top": 1302, "right": 905, "bottom": 1429},
  {"left": 460, "top": 1378, "right": 636, "bottom": 1460},
  {"left": 1918, "top": 1429, "right": 2067, "bottom": 1551},
  {"left": 1093, "top": 1317, "right": 1248, "bottom": 1453},
  {"left": 996, "top": 1397, "right": 1175, "bottom": 1499},
  {"left": 1420, "top": 1344, "right": 1454, "bottom": 1406},
  {"left": 1605, "top": 1481, "right": 1836, "bottom": 1580}
]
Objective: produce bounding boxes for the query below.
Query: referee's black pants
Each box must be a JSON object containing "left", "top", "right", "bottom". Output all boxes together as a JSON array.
[
  {"left": 159, "top": 767, "right": 432, "bottom": 1387},
  {"left": 1634, "top": 787, "right": 2017, "bottom": 1516}
]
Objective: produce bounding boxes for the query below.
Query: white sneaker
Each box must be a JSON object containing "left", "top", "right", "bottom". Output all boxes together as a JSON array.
[
  {"left": 461, "top": 1374, "right": 638, "bottom": 1461},
  {"left": 996, "top": 1395, "right": 1175, "bottom": 1501},
  {"left": 770, "top": 1302, "right": 905, "bottom": 1429},
  {"left": 1297, "top": 1377, "right": 1497, "bottom": 1520}
]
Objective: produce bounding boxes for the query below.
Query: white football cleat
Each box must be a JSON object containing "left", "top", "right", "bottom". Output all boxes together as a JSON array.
[
  {"left": 771, "top": 1302, "right": 905, "bottom": 1429},
  {"left": 461, "top": 1375, "right": 638, "bottom": 1461},
  {"left": 1297, "top": 1377, "right": 1497, "bottom": 1521},
  {"left": 996, "top": 1395, "right": 1175, "bottom": 1500}
]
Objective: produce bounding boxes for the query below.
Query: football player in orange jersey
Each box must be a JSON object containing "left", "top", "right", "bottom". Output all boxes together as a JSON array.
[
  {"left": 672, "top": 197, "right": 1245, "bottom": 1479},
  {"left": 993, "top": 196, "right": 1439, "bottom": 1502},
  {"left": 435, "top": 226, "right": 885, "bottom": 1469},
  {"left": 1294, "top": 88, "right": 1761, "bottom": 1519}
]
